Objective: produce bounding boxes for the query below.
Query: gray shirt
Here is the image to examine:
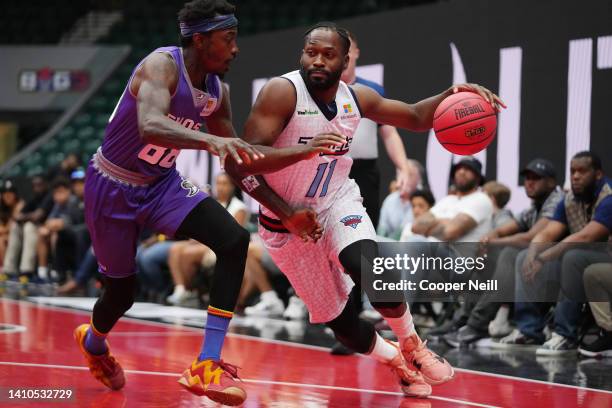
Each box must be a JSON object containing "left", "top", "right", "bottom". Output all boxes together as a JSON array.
[{"left": 516, "top": 187, "right": 564, "bottom": 232}]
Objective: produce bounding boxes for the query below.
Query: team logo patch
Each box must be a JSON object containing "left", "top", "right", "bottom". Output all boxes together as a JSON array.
[
  {"left": 340, "top": 215, "right": 363, "bottom": 229},
  {"left": 181, "top": 178, "right": 200, "bottom": 198}
]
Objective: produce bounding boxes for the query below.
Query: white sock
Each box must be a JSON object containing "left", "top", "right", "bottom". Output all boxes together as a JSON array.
[
  {"left": 173, "top": 284, "right": 186, "bottom": 296},
  {"left": 37, "top": 266, "right": 48, "bottom": 280},
  {"left": 261, "top": 290, "right": 279, "bottom": 301},
  {"left": 384, "top": 304, "right": 416, "bottom": 343},
  {"left": 493, "top": 305, "right": 509, "bottom": 323},
  {"left": 368, "top": 333, "right": 398, "bottom": 363}
]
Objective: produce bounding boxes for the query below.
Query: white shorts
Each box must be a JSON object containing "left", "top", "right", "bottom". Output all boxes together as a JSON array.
[{"left": 258, "top": 180, "right": 376, "bottom": 323}]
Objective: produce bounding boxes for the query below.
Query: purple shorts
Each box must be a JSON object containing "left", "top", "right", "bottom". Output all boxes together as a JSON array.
[{"left": 84, "top": 164, "right": 208, "bottom": 278}]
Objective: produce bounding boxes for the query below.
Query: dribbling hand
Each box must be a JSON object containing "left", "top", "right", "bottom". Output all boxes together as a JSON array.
[{"left": 450, "top": 83, "right": 507, "bottom": 112}]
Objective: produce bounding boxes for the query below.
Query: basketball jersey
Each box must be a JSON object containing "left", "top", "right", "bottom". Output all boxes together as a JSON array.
[
  {"left": 101, "top": 46, "right": 222, "bottom": 177},
  {"left": 260, "top": 70, "right": 362, "bottom": 217},
  {"left": 347, "top": 76, "right": 385, "bottom": 160}
]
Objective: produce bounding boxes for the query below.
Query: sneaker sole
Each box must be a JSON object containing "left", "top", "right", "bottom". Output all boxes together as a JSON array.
[
  {"left": 578, "top": 348, "right": 612, "bottom": 358},
  {"left": 535, "top": 348, "right": 577, "bottom": 357},
  {"left": 421, "top": 366, "right": 455, "bottom": 386},
  {"left": 488, "top": 341, "right": 541, "bottom": 350},
  {"left": 205, "top": 388, "right": 246, "bottom": 406}
]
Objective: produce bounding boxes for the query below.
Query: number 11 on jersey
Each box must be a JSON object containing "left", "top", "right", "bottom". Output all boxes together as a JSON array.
[{"left": 305, "top": 159, "right": 337, "bottom": 198}]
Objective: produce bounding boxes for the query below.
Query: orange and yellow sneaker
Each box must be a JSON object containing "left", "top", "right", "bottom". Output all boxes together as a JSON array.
[
  {"left": 401, "top": 333, "right": 454, "bottom": 385},
  {"left": 73, "top": 324, "right": 125, "bottom": 390},
  {"left": 384, "top": 340, "right": 432, "bottom": 398},
  {"left": 178, "top": 358, "right": 246, "bottom": 406}
]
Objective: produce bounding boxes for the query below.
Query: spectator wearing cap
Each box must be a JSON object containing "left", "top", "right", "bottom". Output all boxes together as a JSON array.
[
  {"left": 409, "top": 157, "right": 494, "bottom": 338},
  {"left": 499, "top": 151, "right": 611, "bottom": 355},
  {"left": 36, "top": 178, "right": 84, "bottom": 281},
  {"left": 0, "top": 180, "right": 24, "bottom": 267},
  {"left": 412, "top": 156, "right": 493, "bottom": 243},
  {"left": 3, "top": 175, "right": 54, "bottom": 278},
  {"left": 442, "top": 158, "right": 564, "bottom": 346}
]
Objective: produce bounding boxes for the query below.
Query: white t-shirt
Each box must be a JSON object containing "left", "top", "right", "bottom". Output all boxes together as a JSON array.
[
  {"left": 430, "top": 190, "right": 493, "bottom": 242},
  {"left": 220, "top": 196, "right": 248, "bottom": 220}
]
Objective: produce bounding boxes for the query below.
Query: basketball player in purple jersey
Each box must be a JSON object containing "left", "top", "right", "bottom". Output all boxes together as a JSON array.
[
  {"left": 73, "top": 1, "right": 344, "bottom": 405},
  {"left": 226, "top": 23, "right": 505, "bottom": 398}
]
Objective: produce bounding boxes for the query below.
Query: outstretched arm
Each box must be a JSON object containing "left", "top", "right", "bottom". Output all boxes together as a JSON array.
[
  {"left": 131, "top": 52, "right": 261, "bottom": 164},
  {"left": 224, "top": 78, "right": 333, "bottom": 241},
  {"left": 353, "top": 83, "right": 505, "bottom": 132}
]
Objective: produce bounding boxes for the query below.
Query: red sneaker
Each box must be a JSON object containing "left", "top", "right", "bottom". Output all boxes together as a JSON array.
[
  {"left": 74, "top": 324, "right": 125, "bottom": 390},
  {"left": 384, "top": 340, "right": 432, "bottom": 398},
  {"left": 401, "top": 333, "right": 454, "bottom": 385},
  {"left": 178, "top": 358, "right": 246, "bottom": 406}
]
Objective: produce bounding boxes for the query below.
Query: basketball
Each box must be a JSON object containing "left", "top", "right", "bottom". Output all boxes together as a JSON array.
[{"left": 433, "top": 91, "right": 497, "bottom": 155}]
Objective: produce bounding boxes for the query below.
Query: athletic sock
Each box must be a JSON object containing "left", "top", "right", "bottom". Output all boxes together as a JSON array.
[
  {"left": 368, "top": 333, "right": 398, "bottom": 363},
  {"left": 84, "top": 323, "right": 108, "bottom": 355},
  {"left": 198, "top": 306, "right": 233, "bottom": 361},
  {"left": 384, "top": 304, "right": 416, "bottom": 344}
]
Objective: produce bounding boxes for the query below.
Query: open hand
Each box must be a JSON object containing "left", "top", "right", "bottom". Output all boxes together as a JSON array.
[{"left": 451, "top": 83, "right": 506, "bottom": 112}]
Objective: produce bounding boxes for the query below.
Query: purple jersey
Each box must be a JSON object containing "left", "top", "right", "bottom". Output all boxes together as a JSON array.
[{"left": 101, "top": 46, "right": 223, "bottom": 177}]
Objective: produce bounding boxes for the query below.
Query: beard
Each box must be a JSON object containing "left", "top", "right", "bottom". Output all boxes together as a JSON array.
[
  {"left": 455, "top": 177, "right": 479, "bottom": 193},
  {"left": 572, "top": 182, "right": 597, "bottom": 203},
  {"left": 300, "top": 66, "right": 342, "bottom": 90}
]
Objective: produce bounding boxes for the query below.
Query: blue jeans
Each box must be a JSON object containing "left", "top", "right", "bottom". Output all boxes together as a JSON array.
[
  {"left": 515, "top": 248, "right": 611, "bottom": 342},
  {"left": 136, "top": 241, "right": 173, "bottom": 292}
]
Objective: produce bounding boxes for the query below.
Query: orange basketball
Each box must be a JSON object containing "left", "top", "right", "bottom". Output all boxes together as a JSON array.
[{"left": 433, "top": 91, "right": 497, "bottom": 155}]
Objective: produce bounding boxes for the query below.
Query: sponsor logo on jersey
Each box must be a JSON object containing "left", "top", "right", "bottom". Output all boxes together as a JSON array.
[
  {"left": 180, "top": 177, "right": 200, "bottom": 198},
  {"left": 342, "top": 103, "right": 353, "bottom": 113},
  {"left": 340, "top": 215, "right": 363, "bottom": 229},
  {"left": 297, "top": 108, "right": 319, "bottom": 115}
]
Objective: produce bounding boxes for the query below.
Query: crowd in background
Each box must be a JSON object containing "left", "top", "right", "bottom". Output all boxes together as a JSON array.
[{"left": 0, "top": 150, "right": 610, "bottom": 359}]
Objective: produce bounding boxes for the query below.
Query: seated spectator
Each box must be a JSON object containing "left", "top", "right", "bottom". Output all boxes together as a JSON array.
[
  {"left": 136, "top": 234, "right": 176, "bottom": 299},
  {"left": 36, "top": 178, "right": 82, "bottom": 281},
  {"left": 400, "top": 189, "right": 435, "bottom": 241},
  {"left": 52, "top": 170, "right": 89, "bottom": 281},
  {"left": 56, "top": 246, "right": 98, "bottom": 296},
  {"left": 166, "top": 173, "right": 248, "bottom": 305},
  {"left": 581, "top": 263, "right": 612, "bottom": 357},
  {"left": 442, "top": 158, "right": 563, "bottom": 346},
  {"left": 483, "top": 181, "right": 514, "bottom": 229},
  {"left": 409, "top": 157, "right": 493, "bottom": 337},
  {"left": 46, "top": 152, "right": 81, "bottom": 181},
  {"left": 498, "top": 151, "right": 611, "bottom": 355},
  {"left": 412, "top": 156, "right": 493, "bottom": 242},
  {"left": 242, "top": 239, "right": 286, "bottom": 317},
  {"left": 0, "top": 180, "right": 24, "bottom": 268},
  {"left": 3, "top": 175, "right": 53, "bottom": 278},
  {"left": 377, "top": 160, "right": 424, "bottom": 240}
]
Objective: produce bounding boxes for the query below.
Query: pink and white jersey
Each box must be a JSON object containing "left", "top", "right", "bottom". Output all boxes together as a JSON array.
[{"left": 260, "top": 70, "right": 362, "bottom": 217}]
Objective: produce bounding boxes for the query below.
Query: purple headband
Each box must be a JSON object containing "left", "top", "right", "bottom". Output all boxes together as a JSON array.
[{"left": 179, "top": 14, "right": 238, "bottom": 37}]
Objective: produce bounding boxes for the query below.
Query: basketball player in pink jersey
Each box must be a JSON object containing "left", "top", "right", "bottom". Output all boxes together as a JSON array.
[
  {"left": 226, "top": 22, "right": 505, "bottom": 398},
  {"left": 74, "top": 1, "right": 343, "bottom": 405}
]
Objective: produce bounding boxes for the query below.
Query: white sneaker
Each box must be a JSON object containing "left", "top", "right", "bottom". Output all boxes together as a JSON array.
[
  {"left": 536, "top": 332, "right": 577, "bottom": 356},
  {"left": 283, "top": 296, "right": 308, "bottom": 320},
  {"left": 488, "top": 317, "right": 512, "bottom": 338},
  {"left": 167, "top": 289, "right": 197, "bottom": 306},
  {"left": 244, "top": 292, "right": 285, "bottom": 317}
]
